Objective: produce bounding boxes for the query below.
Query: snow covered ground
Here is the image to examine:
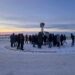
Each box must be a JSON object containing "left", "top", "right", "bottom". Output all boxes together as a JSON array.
[{"left": 0, "top": 39, "right": 75, "bottom": 75}]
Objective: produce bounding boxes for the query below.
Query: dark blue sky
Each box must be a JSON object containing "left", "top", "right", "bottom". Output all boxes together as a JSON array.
[{"left": 0, "top": 0, "right": 75, "bottom": 31}]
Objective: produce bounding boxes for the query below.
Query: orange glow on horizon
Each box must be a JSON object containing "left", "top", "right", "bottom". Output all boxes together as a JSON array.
[
  {"left": 0, "top": 28, "right": 41, "bottom": 33},
  {"left": 0, "top": 27, "right": 75, "bottom": 33}
]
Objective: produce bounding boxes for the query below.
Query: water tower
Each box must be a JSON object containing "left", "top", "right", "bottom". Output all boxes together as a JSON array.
[{"left": 40, "top": 22, "right": 45, "bottom": 33}]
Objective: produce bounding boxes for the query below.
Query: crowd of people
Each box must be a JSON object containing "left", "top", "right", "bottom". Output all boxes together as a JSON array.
[
  {"left": 10, "top": 33, "right": 24, "bottom": 50},
  {"left": 10, "top": 32, "right": 75, "bottom": 50}
]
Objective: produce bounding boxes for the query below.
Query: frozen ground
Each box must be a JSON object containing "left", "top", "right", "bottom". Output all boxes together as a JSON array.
[{"left": 0, "top": 39, "right": 75, "bottom": 75}]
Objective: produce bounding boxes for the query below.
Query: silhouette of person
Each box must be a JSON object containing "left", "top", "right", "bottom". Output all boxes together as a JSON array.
[
  {"left": 10, "top": 33, "right": 15, "bottom": 47},
  {"left": 71, "top": 33, "right": 75, "bottom": 46}
]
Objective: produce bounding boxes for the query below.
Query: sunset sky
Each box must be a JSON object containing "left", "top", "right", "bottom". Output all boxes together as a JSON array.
[{"left": 0, "top": 0, "right": 75, "bottom": 32}]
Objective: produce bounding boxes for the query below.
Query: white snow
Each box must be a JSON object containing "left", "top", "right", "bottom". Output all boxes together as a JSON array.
[{"left": 0, "top": 39, "right": 75, "bottom": 75}]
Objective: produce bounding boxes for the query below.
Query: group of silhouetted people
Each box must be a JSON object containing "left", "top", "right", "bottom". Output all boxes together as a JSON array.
[
  {"left": 10, "top": 33, "right": 24, "bottom": 50},
  {"left": 26, "top": 32, "right": 67, "bottom": 48},
  {"left": 10, "top": 32, "right": 75, "bottom": 50}
]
